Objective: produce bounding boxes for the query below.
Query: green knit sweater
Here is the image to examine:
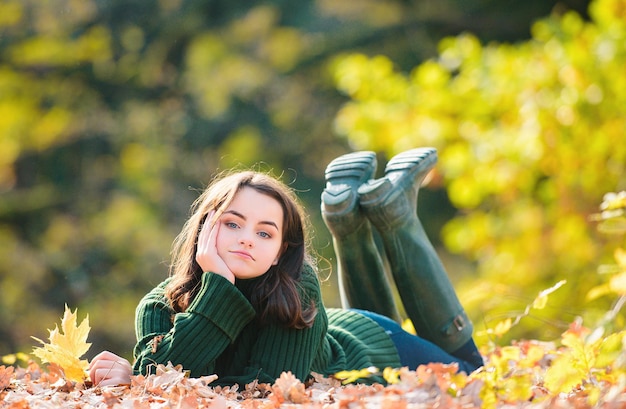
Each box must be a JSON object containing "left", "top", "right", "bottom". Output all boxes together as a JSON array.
[{"left": 132, "top": 264, "right": 401, "bottom": 386}]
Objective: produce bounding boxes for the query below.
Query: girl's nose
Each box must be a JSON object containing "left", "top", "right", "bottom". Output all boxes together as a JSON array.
[{"left": 239, "top": 235, "right": 253, "bottom": 247}]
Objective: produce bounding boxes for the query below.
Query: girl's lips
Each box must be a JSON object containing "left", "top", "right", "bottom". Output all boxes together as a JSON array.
[{"left": 230, "top": 250, "right": 254, "bottom": 260}]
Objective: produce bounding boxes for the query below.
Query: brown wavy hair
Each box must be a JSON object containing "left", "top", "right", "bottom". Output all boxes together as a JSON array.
[{"left": 165, "top": 170, "right": 317, "bottom": 329}]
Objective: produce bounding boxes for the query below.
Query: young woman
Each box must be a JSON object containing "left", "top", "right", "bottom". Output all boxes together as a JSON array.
[{"left": 88, "top": 149, "right": 483, "bottom": 387}]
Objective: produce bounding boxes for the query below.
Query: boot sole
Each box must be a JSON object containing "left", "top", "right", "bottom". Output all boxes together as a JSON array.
[
  {"left": 358, "top": 148, "right": 437, "bottom": 206},
  {"left": 385, "top": 148, "right": 437, "bottom": 177},
  {"left": 324, "top": 151, "right": 377, "bottom": 183},
  {"left": 322, "top": 151, "right": 377, "bottom": 213}
]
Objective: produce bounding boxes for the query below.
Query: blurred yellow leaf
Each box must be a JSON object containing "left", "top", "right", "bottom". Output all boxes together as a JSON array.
[
  {"left": 595, "top": 331, "right": 626, "bottom": 368},
  {"left": 32, "top": 305, "right": 91, "bottom": 382},
  {"left": 499, "top": 345, "right": 521, "bottom": 362},
  {"left": 586, "top": 282, "right": 612, "bottom": 301},
  {"left": 502, "top": 372, "right": 534, "bottom": 402},
  {"left": 533, "top": 280, "right": 567, "bottom": 310},
  {"left": 334, "top": 366, "right": 378, "bottom": 384},
  {"left": 401, "top": 318, "right": 416, "bottom": 335},
  {"left": 532, "top": 295, "right": 548, "bottom": 310},
  {"left": 493, "top": 318, "right": 512, "bottom": 337},
  {"left": 382, "top": 367, "right": 401, "bottom": 384},
  {"left": 597, "top": 217, "right": 626, "bottom": 235},
  {"left": 609, "top": 272, "right": 626, "bottom": 295},
  {"left": 614, "top": 247, "right": 626, "bottom": 267},
  {"left": 1, "top": 352, "right": 29, "bottom": 365},
  {"left": 544, "top": 346, "right": 586, "bottom": 393},
  {"left": 600, "top": 191, "right": 626, "bottom": 211},
  {"left": 519, "top": 344, "right": 546, "bottom": 368}
]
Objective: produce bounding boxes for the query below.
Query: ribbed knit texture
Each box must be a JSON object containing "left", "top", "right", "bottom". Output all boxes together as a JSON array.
[{"left": 133, "top": 264, "right": 401, "bottom": 386}]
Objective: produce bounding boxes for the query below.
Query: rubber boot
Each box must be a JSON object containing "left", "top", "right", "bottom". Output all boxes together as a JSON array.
[
  {"left": 358, "top": 148, "right": 473, "bottom": 353},
  {"left": 321, "top": 151, "right": 402, "bottom": 322}
]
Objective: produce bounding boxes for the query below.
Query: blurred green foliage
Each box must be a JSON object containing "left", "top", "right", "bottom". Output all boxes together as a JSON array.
[
  {"left": 0, "top": 0, "right": 592, "bottom": 359},
  {"left": 331, "top": 0, "right": 625, "bottom": 344}
]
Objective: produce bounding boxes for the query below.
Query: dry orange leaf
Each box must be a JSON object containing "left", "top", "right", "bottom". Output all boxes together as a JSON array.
[
  {"left": 0, "top": 365, "right": 14, "bottom": 390},
  {"left": 271, "top": 371, "right": 309, "bottom": 404},
  {"left": 31, "top": 304, "right": 91, "bottom": 383}
]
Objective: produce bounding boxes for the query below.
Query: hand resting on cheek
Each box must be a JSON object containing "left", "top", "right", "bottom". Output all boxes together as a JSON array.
[{"left": 195, "top": 211, "right": 236, "bottom": 283}]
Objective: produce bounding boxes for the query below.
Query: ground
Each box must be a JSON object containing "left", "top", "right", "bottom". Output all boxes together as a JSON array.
[{"left": 2, "top": 358, "right": 626, "bottom": 408}]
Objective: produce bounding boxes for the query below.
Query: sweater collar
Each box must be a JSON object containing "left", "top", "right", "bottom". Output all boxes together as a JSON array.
[{"left": 235, "top": 275, "right": 265, "bottom": 300}]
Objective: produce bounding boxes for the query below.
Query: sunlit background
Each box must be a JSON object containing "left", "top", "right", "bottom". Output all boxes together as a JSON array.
[{"left": 3, "top": 0, "right": 625, "bottom": 363}]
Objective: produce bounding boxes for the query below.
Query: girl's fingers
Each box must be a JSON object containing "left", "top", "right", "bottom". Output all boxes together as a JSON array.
[
  {"left": 197, "top": 211, "right": 215, "bottom": 250},
  {"left": 89, "top": 351, "right": 130, "bottom": 369},
  {"left": 92, "top": 367, "right": 131, "bottom": 386},
  {"left": 88, "top": 352, "right": 132, "bottom": 386},
  {"left": 196, "top": 210, "right": 223, "bottom": 274},
  {"left": 207, "top": 216, "right": 219, "bottom": 251},
  {"left": 195, "top": 211, "right": 235, "bottom": 283}
]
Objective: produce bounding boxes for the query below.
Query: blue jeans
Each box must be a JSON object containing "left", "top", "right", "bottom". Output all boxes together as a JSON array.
[{"left": 354, "top": 309, "right": 483, "bottom": 374}]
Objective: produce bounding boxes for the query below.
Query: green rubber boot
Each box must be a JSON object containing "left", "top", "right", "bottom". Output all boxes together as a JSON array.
[
  {"left": 321, "top": 151, "right": 401, "bottom": 322},
  {"left": 358, "top": 148, "right": 473, "bottom": 352}
]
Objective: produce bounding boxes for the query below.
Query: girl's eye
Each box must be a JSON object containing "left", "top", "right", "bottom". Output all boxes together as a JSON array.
[
  {"left": 225, "top": 221, "right": 239, "bottom": 229},
  {"left": 258, "top": 231, "right": 271, "bottom": 239}
]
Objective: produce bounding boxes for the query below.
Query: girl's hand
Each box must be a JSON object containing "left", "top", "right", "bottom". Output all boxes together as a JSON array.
[
  {"left": 88, "top": 351, "right": 132, "bottom": 387},
  {"left": 196, "top": 211, "right": 235, "bottom": 283}
]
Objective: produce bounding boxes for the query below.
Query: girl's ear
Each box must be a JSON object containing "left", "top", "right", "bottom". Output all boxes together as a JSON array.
[{"left": 273, "top": 242, "right": 288, "bottom": 265}]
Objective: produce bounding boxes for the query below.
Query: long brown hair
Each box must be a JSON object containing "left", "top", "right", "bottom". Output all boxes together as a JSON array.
[{"left": 165, "top": 170, "right": 317, "bottom": 329}]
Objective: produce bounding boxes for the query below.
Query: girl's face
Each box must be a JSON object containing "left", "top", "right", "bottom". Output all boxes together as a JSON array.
[{"left": 215, "top": 186, "right": 285, "bottom": 280}]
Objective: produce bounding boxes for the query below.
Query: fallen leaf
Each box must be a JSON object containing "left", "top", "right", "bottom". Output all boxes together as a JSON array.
[
  {"left": 31, "top": 305, "right": 91, "bottom": 383},
  {"left": 0, "top": 365, "right": 14, "bottom": 390},
  {"left": 271, "top": 371, "right": 309, "bottom": 404}
]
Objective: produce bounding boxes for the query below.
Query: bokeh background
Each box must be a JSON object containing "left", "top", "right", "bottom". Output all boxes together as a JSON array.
[{"left": 2, "top": 0, "right": 625, "bottom": 363}]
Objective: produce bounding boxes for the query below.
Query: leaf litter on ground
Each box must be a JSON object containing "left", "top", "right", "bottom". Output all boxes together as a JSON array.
[{"left": 2, "top": 350, "right": 626, "bottom": 409}]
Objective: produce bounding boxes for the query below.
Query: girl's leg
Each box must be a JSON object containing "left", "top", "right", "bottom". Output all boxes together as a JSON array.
[
  {"left": 354, "top": 309, "right": 483, "bottom": 373},
  {"left": 359, "top": 148, "right": 478, "bottom": 355},
  {"left": 321, "top": 152, "right": 401, "bottom": 322}
]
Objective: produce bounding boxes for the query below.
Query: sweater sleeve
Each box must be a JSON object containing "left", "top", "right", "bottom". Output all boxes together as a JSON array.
[{"left": 132, "top": 273, "right": 256, "bottom": 376}]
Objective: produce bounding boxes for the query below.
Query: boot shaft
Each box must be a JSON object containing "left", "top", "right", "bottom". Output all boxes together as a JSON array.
[{"left": 374, "top": 222, "right": 473, "bottom": 352}]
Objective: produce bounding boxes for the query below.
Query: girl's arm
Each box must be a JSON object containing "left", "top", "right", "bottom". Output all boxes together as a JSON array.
[{"left": 132, "top": 273, "right": 256, "bottom": 377}]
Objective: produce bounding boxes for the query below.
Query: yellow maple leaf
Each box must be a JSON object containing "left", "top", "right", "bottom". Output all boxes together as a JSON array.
[{"left": 32, "top": 305, "right": 91, "bottom": 382}]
